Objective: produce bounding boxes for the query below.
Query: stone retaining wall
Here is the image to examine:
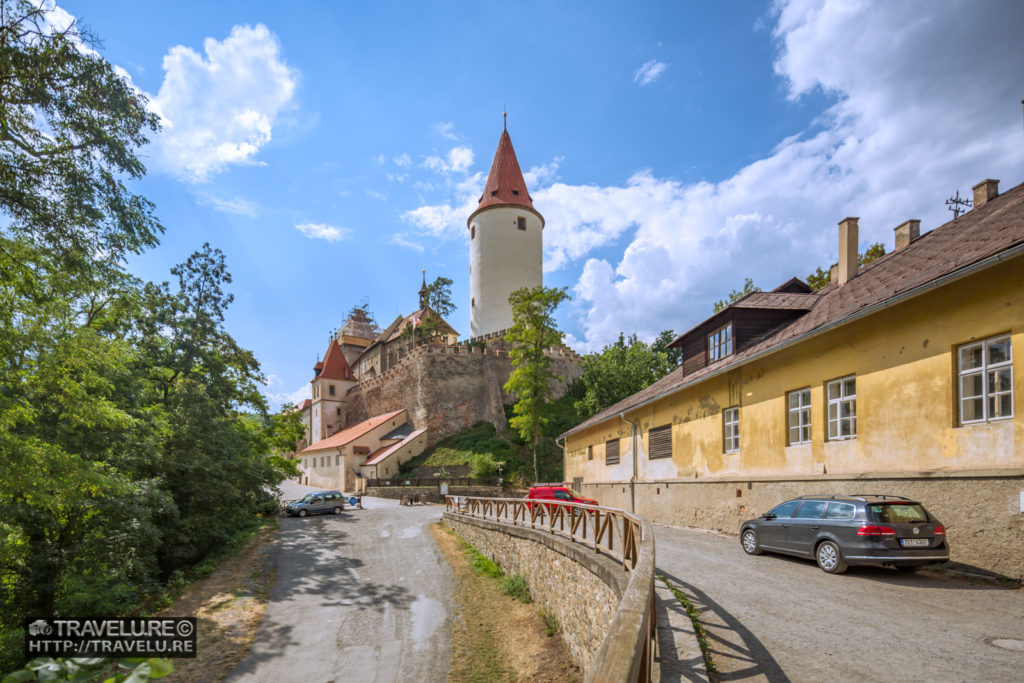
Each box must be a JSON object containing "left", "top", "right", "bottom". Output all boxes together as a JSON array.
[
  {"left": 582, "top": 470, "right": 1024, "bottom": 579},
  {"left": 367, "top": 485, "right": 504, "bottom": 503},
  {"left": 444, "top": 514, "right": 623, "bottom": 675}
]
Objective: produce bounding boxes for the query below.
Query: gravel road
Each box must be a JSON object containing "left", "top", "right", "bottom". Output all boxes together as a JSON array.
[
  {"left": 228, "top": 498, "right": 450, "bottom": 682},
  {"left": 655, "top": 524, "right": 1024, "bottom": 682}
]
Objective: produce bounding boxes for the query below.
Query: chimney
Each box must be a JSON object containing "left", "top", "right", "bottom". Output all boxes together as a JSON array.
[
  {"left": 828, "top": 263, "right": 838, "bottom": 283},
  {"left": 972, "top": 179, "right": 999, "bottom": 208},
  {"left": 837, "top": 217, "right": 859, "bottom": 285},
  {"left": 893, "top": 219, "right": 921, "bottom": 250}
]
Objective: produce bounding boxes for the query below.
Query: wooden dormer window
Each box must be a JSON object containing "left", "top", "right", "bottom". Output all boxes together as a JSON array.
[{"left": 708, "top": 323, "right": 733, "bottom": 362}]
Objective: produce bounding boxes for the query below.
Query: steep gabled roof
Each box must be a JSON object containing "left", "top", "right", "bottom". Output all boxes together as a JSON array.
[
  {"left": 563, "top": 178, "right": 1024, "bottom": 439},
  {"left": 468, "top": 129, "right": 544, "bottom": 226},
  {"left": 363, "top": 428, "right": 427, "bottom": 466},
  {"left": 299, "top": 409, "right": 406, "bottom": 454},
  {"left": 316, "top": 339, "right": 356, "bottom": 382}
]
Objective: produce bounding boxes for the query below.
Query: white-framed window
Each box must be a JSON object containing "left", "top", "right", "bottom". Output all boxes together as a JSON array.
[
  {"left": 826, "top": 375, "right": 857, "bottom": 440},
  {"left": 787, "top": 388, "right": 812, "bottom": 445},
  {"left": 723, "top": 407, "right": 739, "bottom": 453},
  {"left": 708, "top": 323, "right": 733, "bottom": 362},
  {"left": 958, "top": 334, "right": 1013, "bottom": 424}
]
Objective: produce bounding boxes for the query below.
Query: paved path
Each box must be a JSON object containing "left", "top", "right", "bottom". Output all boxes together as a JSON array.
[
  {"left": 655, "top": 524, "right": 1024, "bottom": 682},
  {"left": 228, "top": 499, "right": 451, "bottom": 682}
]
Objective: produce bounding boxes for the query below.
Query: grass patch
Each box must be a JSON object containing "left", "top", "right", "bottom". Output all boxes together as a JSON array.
[
  {"left": 433, "top": 523, "right": 580, "bottom": 681},
  {"left": 540, "top": 608, "right": 560, "bottom": 637},
  {"left": 658, "top": 574, "right": 717, "bottom": 675},
  {"left": 501, "top": 574, "right": 532, "bottom": 603},
  {"left": 463, "top": 543, "right": 504, "bottom": 579}
]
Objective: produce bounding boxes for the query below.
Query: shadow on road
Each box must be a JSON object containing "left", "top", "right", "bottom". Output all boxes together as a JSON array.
[
  {"left": 654, "top": 584, "right": 711, "bottom": 682},
  {"left": 658, "top": 570, "right": 790, "bottom": 683},
  {"left": 751, "top": 552, "right": 1019, "bottom": 591},
  {"left": 228, "top": 513, "right": 414, "bottom": 678}
]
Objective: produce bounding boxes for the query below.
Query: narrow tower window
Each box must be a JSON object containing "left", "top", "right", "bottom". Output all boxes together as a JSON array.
[
  {"left": 517, "top": 216, "right": 526, "bottom": 231},
  {"left": 471, "top": 225, "right": 475, "bottom": 239}
]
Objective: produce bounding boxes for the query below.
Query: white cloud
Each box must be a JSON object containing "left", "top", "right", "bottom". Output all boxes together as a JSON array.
[
  {"left": 403, "top": 0, "right": 1024, "bottom": 354},
  {"left": 263, "top": 378, "right": 310, "bottom": 411},
  {"left": 365, "top": 189, "right": 387, "bottom": 200},
  {"left": 150, "top": 24, "right": 298, "bottom": 182},
  {"left": 295, "top": 222, "right": 352, "bottom": 242},
  {"left": 421, "top": 146, "right": 475, "bottom": 174},
  {"left": 389, "top": 233, "right": 425, "bottom": 252},
  {"left": 634, "top": 59, "right": 667, "bottom": 86},
  {"left": 433, "top": 121, "right": 458, "bottom": 140},
  {"left": 393, "top": 152, "right": 412, "bottom": 167},
  {"left": 373, "top": 154, "right": 388, "bottom": 165},
  {"left": 386, "top": 172, "right": 409, "bottom": 183},
  {"left": 197, "top": 194, "right": 260, "bottom": 217}
]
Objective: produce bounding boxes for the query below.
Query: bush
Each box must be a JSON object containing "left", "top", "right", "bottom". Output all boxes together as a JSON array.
[
  {"left": 469, "top": 453, "right": 498, "bottom": 479},
  {"left": 500, "top": 574, "right": 531, "bottom": 603}
]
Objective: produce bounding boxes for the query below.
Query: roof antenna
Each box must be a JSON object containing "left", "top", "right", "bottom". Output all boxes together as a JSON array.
[{"left": 945, "top": 189, "right": 972, "bottom": 219}]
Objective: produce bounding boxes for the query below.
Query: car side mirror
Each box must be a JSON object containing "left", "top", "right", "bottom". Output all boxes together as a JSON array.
[{"left": 762, "top": 513, "right": 776, "bottom": 520}]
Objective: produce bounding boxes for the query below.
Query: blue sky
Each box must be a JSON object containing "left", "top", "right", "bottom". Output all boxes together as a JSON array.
[{"left": 57, "top": 0, "right": 1024, "bottom": 408}]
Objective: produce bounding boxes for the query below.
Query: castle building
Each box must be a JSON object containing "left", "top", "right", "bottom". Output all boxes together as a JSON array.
[{"left": 468, "top": 126, "right": 544, "bottom": 339}]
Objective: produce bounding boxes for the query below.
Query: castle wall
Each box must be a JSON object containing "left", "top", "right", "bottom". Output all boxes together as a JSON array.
[{"left": 345, "top": 342, "right": 582, "bottom": 445}]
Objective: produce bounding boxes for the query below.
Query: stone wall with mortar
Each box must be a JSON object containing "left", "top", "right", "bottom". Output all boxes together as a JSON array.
[
  {"left": 365, "top": 485, "right": 503, "bottom": 503},
  {"left": 346, "top": 342, "right": 581, "bottom": 446},
  {"left": 582, "top": 470, "right": 1024, "bottom": 579},
  {"left": 444, "top": 514, "right": 623, "bottom": 676}
]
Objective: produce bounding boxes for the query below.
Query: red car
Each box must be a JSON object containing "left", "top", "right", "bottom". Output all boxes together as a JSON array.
[{"left": 525, "top": 484, "right": 599, "bottom": 509}]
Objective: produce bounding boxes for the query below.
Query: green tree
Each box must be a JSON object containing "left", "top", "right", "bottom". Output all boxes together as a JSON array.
[
  {"left": 425, "top": 276, "right": 455, "bottom": 318},
  {"left": 503, "top": 286, "right": 570, "bottom": 482},
  {"left": 575, "top": 333, "right": 673, "bottom": 420},
  {"left": 0, "top": 0, "right": 162, "bottom": 288},
  {"left": 713, "top": 278, "right": 759, "bottom": 313},
  {"left": 805, "top": 242, "right": 887, "bottom": 291},
  {"left": 650, "top": 329, "right": 682, "bottom": 368}
]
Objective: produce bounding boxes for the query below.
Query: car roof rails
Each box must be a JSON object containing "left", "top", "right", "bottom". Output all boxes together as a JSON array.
[
  {"left": 852, "top": 494, "right": 912, "bottom": 501},
  {"left": 796, "top": 494, "right": 865, "bottom": 501},
  {"left": 533, "top": 482, "right": 569, "bottom": 487}
]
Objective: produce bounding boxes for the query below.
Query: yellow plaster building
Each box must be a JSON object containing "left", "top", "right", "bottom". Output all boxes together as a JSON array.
[{"left": 562, "top": 178, "right": 1024, "bottom": 579}]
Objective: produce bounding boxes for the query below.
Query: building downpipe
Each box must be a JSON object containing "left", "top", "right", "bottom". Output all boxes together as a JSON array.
[{"left": 620, "top": 412, "right": 640, "bottom": 513}]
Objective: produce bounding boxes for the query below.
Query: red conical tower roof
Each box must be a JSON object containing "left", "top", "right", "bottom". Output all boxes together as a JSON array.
[
  {"left": 468, "top": 129, "right": 544, "bottom": 227},
  {"left": 315, "top": 339, "right": 356, "bottom": 382}
]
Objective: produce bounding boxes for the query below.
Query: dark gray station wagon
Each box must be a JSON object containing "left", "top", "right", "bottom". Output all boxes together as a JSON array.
[
  {"left": 740, "top": 495, "right": 949, "bottom": 574},
  {"left": 285, "top": 490, "right": 345, "bottom": 517}
]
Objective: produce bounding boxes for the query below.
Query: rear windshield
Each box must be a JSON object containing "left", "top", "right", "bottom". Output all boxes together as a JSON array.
[{"left": 869, "top": 503, "right": 929, "bottom": 523}]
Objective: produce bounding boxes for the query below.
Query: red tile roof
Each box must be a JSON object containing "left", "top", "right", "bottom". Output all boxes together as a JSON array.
[
  {"left": 468, "top": 129, "right": 544, "bottom": 227},
  {"left": 316, "top": 339, "right": 356, "bottom": 381},
  {"left": 363, "top": 428, "right": 427, "bottom": 466},
  {"left": 563, "top": 179, "right": 1024, "bottom": 439},
  {"left": 299, "top": 409, "right": 406, "bottom": 454}
]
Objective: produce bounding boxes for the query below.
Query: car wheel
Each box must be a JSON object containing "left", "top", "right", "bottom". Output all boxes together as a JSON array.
[
  {"left": 741, "top": 529, "right": 763, "bottom": 555},
  {"left": 298, "top": 509, "right": 308, "bottom": 518},
  {"left": 816, "top": 540, "right": 847, "bottom": 574},
  {"left": 333, "top": 506, "right": 342, "bottom": 515}
]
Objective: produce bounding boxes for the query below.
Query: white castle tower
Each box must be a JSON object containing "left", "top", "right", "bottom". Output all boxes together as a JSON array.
[{"left": 467, "top": 125, "right": 544, "bottom": 338}]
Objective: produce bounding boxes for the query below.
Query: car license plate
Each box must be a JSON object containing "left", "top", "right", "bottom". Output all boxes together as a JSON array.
[{"left": 900, "top": 538, "right": 929, "bottom": 547}]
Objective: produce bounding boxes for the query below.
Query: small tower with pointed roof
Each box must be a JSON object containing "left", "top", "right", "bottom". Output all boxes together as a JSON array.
[
  {"left": 468, "top": 125, "right": 544, "bottom": 338},
  {"left": 309, "top": 338, "right": 357, "bottom": 442}
]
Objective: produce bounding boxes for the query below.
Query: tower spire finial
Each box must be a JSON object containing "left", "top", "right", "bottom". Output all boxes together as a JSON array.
[{"left": 503, "top": 107, "right": 507, "bottom": 131}]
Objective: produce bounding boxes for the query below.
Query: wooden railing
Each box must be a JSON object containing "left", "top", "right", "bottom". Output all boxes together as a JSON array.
[{"left": 445, "top": 496, "right": 656, "bottom": 682}]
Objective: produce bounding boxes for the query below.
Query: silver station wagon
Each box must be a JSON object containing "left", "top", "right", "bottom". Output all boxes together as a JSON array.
[
  {"left": 740, "top": 495, "right": 949, "bottom": 574},
  {"left": 285, "top": 490, "right": 345, "bottom": 517}
]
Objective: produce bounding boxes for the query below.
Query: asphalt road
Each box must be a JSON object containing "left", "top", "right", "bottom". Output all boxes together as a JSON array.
[
  {"left": 655, "top": 524, "right": 1024, "bottom": 682},
  {"left": 228, "top": 498, "right": 451, "bottom": 683}
]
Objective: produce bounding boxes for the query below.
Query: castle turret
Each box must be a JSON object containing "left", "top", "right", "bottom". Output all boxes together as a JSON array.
[
  {"left": 467, "top": 126, "right": 544, "bottom": 338},
  {"left": 310, "top": 339, "right": 357, "bottom": 442}
]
